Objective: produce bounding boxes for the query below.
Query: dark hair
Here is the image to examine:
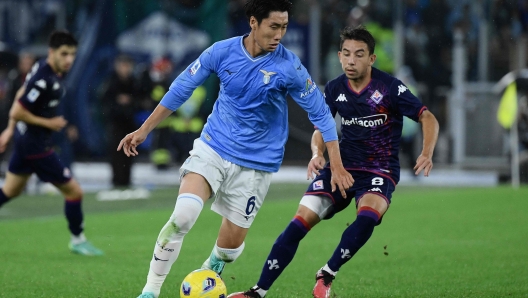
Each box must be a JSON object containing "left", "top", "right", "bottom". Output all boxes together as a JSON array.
[
  {"left": 48, "top": 30, "right": 78, "bottom": 49},
  {"left": 340, "top": 25, "right": 375, "bottom": 54},
  {"left": 245, "top": 0, "right": 292, "bottom": 24}
]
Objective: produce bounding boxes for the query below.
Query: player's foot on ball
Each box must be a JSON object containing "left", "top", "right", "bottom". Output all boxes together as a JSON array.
[
  {"left": 69, "top": 241, "right": 104, "bottom": 256},
  {"left": 136, "top": 292, "right": 156, "bottom": 298},
  {"left": 312, "top": 268, "right": 335, "bottom": 298},
  {"left": 227, "top": 287, "right": 263, "bottom": 298}
]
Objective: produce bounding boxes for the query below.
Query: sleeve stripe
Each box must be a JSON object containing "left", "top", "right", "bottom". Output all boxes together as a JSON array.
[{"left": 418, "top": 106, "right": 428, "bottom": 117}]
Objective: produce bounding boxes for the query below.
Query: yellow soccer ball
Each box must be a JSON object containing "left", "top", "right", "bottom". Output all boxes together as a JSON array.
[{"left": 180, "top": 269, "right": 227, "bottom": 298}]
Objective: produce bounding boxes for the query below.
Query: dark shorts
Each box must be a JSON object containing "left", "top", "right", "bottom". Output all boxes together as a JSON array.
[
  {"left": 8, "top": 150, "right": 72, "bottom": 184},
  {"left": 305, "top": 168, "right": 396, "bottom": 221}
]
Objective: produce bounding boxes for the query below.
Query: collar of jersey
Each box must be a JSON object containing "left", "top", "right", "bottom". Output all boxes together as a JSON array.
[
  {"left": 240, "top": 34, "right": 271, "bottom": 62},
  {"left": 347, "top": 77, "right": 372, "bottom": 96}
]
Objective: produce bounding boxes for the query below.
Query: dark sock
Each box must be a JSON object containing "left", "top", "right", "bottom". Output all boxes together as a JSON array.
[
  {"left": 0, "top": 189, "right": 10, "bottom": 208},
  {"left": 257, "top": 216, "right": 311, "bottom": 290},
  {"left": 327, "top": 206, "right": 380, "bottom": 273},
  {"left": 64, "top": 197, "right": 84, "bottom": 236}
]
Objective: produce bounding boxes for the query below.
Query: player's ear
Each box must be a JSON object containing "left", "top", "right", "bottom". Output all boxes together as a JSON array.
[
  {"left": 250, "top": 16, "right": 257, "bottom": 30},
  {"left": 369, "top": 54, "right": 377, "bottom": 66}
]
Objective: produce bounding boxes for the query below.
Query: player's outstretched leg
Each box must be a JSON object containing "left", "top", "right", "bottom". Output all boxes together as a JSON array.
[
  {"left": 312, "top": 206, "right": 380, "bottom": 298},
  {"left": 56, "top": 179, "right": 104, "bottom": 256},
  {"left": 0, "top": 172, "right": 31, "bottom": 208},
  {"left": 139, "top": 193, "right": 204, "bottom": 298},
  {"left": 228, "top": 214, "right": 313, "bottom": 298}
]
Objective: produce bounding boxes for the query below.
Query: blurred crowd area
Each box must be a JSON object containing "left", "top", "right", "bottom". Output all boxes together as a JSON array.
[{"left": 0, "top": 0, "right": 526, "bottom": 172}]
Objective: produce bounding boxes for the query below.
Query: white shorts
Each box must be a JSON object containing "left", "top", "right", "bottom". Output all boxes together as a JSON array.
[{"left": 180, "top": 139, "right": 272, "bottom": 228}]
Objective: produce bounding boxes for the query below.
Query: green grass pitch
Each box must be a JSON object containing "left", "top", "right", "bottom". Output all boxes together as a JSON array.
[{"left": 1, "top": 184, "right": 527, "bottom": 297}]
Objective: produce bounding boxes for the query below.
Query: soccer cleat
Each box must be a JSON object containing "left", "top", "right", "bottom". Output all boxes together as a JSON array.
[
  {"left": 312, "top": 269, "right": 335, "bottom": 298},
  {"left": 201, "top": 253, "right": 226, "bottom": 275},
  {"left": 69, "top": 241, "right": 104, "bottom": 256},
  {"left": 227, "top": 287, "right": 263, "bottom": 298},
  {"left": 136, "top": 292, "right": 156, "bottom": 298}
]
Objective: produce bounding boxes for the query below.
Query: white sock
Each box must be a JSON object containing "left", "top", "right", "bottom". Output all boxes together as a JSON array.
[
  {"left": 253, "top": 285, "right": 267, "bottom": 297},
  {"left": 202, "top": 241, "right": 245, "bottom": 273},
  {"left": 142, "top": 193, "right": 203, "bottom": 295},
  {"left": 322, "top": 264, "right": 337, "bottom": 276},
  {"left": 70, "top": 233, "right": 86, "bottom": 245},
  {"left": 213, "top": 241, "right": 245, "bottom": 262},
  {"left": 142, "top": 269, "right": 166, "bottom": 297}
]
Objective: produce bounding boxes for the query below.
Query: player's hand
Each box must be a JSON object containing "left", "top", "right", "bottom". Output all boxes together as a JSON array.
[
  {"left": 0, "top": 128, "right": 13, "bottom": 153},
  {"left": 48, "top": 116, "right": 68, "bottom": 131},
  {"left": 330, "top": 164, "right": 354, "bottom": 198},
  {"left": 307, "top": 154, "right": 326, "bottom": 180},
  {"left": 414, "top": 154, "right": 433, "bottom": 177},
  {"left": 117, "top": 129, "right": 148, "bottom": 157}
]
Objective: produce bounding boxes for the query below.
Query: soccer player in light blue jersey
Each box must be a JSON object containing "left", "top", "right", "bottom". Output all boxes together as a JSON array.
[{"left": 117, "top": 1, "right": 354, "bottom": 297}]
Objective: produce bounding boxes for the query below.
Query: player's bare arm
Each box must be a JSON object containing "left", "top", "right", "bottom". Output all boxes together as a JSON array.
[
  {"left": 0, "top": 85, "right": 27, "bottom": 152},
  {"left": 307, "top": 129, "right": 326, "bottom": 180},
  {"left": 9, "top": 100, "right": 67, "bottom": 132},
  {"left": 0, "top": 119, "right": 15, "bottom": 153},
  {"left": 414, "top": 110, "right": 439, "bottom": 177},
  {"left": 326, "top": 140, "right": 354, "bottom": 197},
  {"left": 117, "top": 104, "right": 173, "bottom": 157}
]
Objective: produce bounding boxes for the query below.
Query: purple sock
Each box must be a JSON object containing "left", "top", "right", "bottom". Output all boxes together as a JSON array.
[
  {"left": 257, "top": 216, "right": 311, "bottom": 290},
  {"left": 327, "top": 206, "right": 380, "bottom": 272}
]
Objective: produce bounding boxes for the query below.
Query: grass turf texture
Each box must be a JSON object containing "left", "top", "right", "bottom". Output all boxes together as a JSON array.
[{"left": 0, "top": 184, "right": 527, "bottom": 297}]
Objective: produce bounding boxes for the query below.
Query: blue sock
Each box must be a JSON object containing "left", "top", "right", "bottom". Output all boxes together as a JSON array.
[
  {"left": 326, "top": 206, "right": 380, "bottom": 273},
  {"left": 0, "top": 189, "right": 10, "bottom": 207},
  {"left": 257, "top": 216, "right": 311, "bottom": 290},
  {"left": 64, "top": 198, "right": 84, "bottom": 236}
]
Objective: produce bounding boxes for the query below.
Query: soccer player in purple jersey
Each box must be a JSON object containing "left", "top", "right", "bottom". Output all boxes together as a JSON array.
[
  {"left": 0, "top": 31, "right": 103, "bottom": 256},
  {"left": 228, "top": 25, "right": 439, "bottom": 298}
]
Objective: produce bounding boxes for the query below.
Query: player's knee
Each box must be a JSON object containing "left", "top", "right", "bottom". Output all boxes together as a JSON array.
[
  {"left": 69, "top": 187, "right": 83, "bottom": 199},
  {"left": 299, "top": 195, "right": 332, "bottom": 224},
  {"left": 2, "top": 187, "right": 21, "bottom": 199},
  {"left": 170, "top": 213, "right": 195, "bottom": 235},
  {"left": 56, "top": 180, "right": 83, "bottom": 198},
  {"left": 159, "top": 193, "right": 203, "bottom": 241}
]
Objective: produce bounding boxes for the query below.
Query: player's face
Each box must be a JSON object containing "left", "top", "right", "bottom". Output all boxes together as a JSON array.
[
  {"left": 338, "top": 39, "right": 376, "bottom": 81},
  {"left": 250, "top": 11, "right": 288, "bottom": 52},
  {"left": 50, "top": 45, "right": 77, "bottom": 73}
]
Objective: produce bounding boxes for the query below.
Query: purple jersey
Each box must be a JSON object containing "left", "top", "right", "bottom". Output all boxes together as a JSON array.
[
  {"left": 14, "top": 59, "right": 66, "bottom": 157},
  {"left": 324, "top": 68, "right": 427, "bottom": 183}
]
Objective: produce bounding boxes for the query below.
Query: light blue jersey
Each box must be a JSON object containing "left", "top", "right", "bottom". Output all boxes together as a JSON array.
[{"left": 160, "top": 35, "right": 337, "bottom": 172}]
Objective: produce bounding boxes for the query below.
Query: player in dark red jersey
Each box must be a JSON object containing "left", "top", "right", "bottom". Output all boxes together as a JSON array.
[
  {"left": 0, "top": 31, "right": 103, "bottom": 256},
  {"left": 228, "top": 25, "right": 439, "bottom": 298}
]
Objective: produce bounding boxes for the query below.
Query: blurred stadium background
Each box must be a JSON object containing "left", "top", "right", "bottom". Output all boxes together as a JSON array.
[
  {"left": 1, "top": 0, "right": 527, "bottom": 190},
  {"left": 1, "top": 1, "right": 528, "bottom": 297}
]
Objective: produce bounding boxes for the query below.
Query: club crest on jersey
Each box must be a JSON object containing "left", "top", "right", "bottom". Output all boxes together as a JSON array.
[
  {"left": 260, "top": 70, "right": 277, "bottom": 84},
  {"left": 313, "top": 180, "right": 324, "bottom": 190},
  {"left": 370, "top": 90, "right": 383, "bottom": 104}
]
